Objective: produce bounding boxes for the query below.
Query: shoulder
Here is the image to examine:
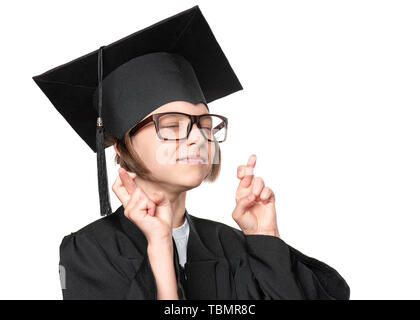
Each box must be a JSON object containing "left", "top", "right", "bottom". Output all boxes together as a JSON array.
[
  {"left": 188, "top": 213, "right": 295, "bottom": 260},
  {"left": 189, "top": 213, "right": 244, "bottom": 238},
  {"left": 187, "top": 213, "right": 248, "bottom": 257},
  {"left": 61, "top": 210, "right": 120, "bottom": 242},
  {"left": 59, "top": 208, "right": 137, "bottom": 262},
  {"left": 68, "top": 210, "right": 121, "bottom": 237}
]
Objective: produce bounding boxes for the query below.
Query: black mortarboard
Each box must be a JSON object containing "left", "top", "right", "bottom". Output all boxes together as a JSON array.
[{"left": 32, "top": 5, "right": 243, "bottom": 217}]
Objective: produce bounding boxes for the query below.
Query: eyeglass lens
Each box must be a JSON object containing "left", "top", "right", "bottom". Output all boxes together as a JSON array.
[{"left": 158, "top": 114, "right": 226, "bottom": 142}]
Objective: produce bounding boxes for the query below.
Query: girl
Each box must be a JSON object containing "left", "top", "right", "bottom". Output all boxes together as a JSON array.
[
  {"left": 33, "top": 5, "right": 350, "bottom": 300},
  {"left": 59, "top": 98, "right": 350, "bottom": 300}
]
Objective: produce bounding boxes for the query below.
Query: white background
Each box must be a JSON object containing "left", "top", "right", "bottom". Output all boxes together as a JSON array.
[{"left": 1, "top": 0, "right": 419, "bottom": 299}]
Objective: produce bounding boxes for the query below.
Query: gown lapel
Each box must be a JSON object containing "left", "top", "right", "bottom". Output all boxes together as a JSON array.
[{"left": 182, "top": 210, "right": 233, "bottom": 299}]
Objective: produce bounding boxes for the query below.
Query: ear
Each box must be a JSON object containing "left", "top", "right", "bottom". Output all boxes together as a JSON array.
[{"left": 113, "top": 143, "right": 121, "bottom": 157}]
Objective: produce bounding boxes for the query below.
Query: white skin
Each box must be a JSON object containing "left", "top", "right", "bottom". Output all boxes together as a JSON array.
[{"left": 112, "top": 100, "right": 280, "bottom": 299}]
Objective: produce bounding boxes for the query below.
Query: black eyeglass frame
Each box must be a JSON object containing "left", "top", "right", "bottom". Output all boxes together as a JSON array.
[{"left": 128, "top": 111, "right": 228, "bottom": 143}]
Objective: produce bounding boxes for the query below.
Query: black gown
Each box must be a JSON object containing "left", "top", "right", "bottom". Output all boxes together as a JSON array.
[{"left": 58, "top": 205, "right": 350, "bottom": 300}]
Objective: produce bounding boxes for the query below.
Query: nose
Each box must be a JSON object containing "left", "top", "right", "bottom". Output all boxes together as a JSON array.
[{"left": 187, "top": 123, "right": 206, "bottom": 145}]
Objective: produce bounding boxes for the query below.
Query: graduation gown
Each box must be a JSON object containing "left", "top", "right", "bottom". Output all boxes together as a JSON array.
[{"left": 59, "top": 205, "right": 350, "bottom": 300}]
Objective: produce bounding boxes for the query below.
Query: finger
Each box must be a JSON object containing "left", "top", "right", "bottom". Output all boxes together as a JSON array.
[
  {"left": 138, "top": 196, "right": 157, "bottom": 217},
  {"left": 146, "top": 198, "right": 157, "bottom": 216},
  {"left": 237, "top": 165, "right": 246, "bottom": 179},
  {"left": 113, "top": 185, "right": 130, "bottom": 208},
  {"left": 237, "top": 157, "right": 256, "bottom": 179},
  {"left": 119, "top": 167, "right": 138, "bottom": 195},
  {"left": 148, "top": 193, "right": 163, "bottom": 216},
  {"left": 238, "top": 154, "right": 256, "bottom": 189},
  {"left": 125, "top": 188, "right": 145, "bottom": 219},
  {"left": 112, "top": 174, "right": 130, "bottom": 206},
  {"left": 232, "top": 193, "right": 256, "bottom": 220},
  {"left": 237, "top": 159, "right": 255, "bottom": 180},
  {"left": 260, "top": 186, "right": 273, "bottom": 202},
  {"left": 251, "top": 177, "right": 265, "bottom": 199},
  {"left": 149, "top": 192, "right": 164, "bottom": 206},
  {"left": 126, "top": 187, "right": 156, "bottom": 219}
]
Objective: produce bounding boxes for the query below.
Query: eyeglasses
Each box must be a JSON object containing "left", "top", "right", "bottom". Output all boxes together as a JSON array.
[{"left": 129, "top": 111, "right": 228, "bottom": 143}]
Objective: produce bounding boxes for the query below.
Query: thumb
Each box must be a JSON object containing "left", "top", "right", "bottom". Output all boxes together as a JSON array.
[{"left": 232, "top": 194, "right": 255, "bottom": 220}]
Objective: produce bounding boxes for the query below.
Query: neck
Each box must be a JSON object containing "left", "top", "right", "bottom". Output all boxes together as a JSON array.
[{"left": 133, "top": 176, "right": 187, "bottom": 228}]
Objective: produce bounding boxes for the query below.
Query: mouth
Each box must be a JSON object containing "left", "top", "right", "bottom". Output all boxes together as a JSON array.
[{"left": 177, "top": 156, "right": 207, "bottom": 164}]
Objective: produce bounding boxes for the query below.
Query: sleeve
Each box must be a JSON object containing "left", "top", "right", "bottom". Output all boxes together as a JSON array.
[
  {"left": 233, "top": 234, "right": 350, "bottom": 300},
  {"left": 59, "top": 232, "right": 132, "bottom": 300}
]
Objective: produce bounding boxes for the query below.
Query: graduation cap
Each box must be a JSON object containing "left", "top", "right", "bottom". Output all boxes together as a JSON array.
[{"left": 32, "top": 5, "right": 243, "bottom": 217}]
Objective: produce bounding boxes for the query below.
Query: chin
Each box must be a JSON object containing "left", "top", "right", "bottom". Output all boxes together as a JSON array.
[{"left": 174, "top": 170, "right": 207, "bottom": 188}]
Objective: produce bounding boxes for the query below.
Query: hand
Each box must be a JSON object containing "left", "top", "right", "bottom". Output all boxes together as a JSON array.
[
  {"left": 112, "top": 167, "right": 174, "bottom": 245},
  {"left": 232, "top": 154, "right": 280, "bottom": 238}
]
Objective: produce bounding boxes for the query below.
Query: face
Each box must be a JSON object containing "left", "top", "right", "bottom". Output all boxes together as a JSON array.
[{"left": 123, "top": 100, "right": 217, "bottom": 191}]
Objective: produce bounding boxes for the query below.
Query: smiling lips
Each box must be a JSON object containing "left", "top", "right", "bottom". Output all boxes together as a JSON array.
[{"left": 177, "top": 156, "right": 206, "bottom": 164}]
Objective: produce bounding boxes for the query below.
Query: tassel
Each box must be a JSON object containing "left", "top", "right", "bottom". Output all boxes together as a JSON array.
[{"left": 96, "top": 46, "right": 112, "bottom": 216}]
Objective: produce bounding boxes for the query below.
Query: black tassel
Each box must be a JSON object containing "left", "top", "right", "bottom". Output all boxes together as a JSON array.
[{"left": 96, "top": 46, "right": 112, "bottom": 216}]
